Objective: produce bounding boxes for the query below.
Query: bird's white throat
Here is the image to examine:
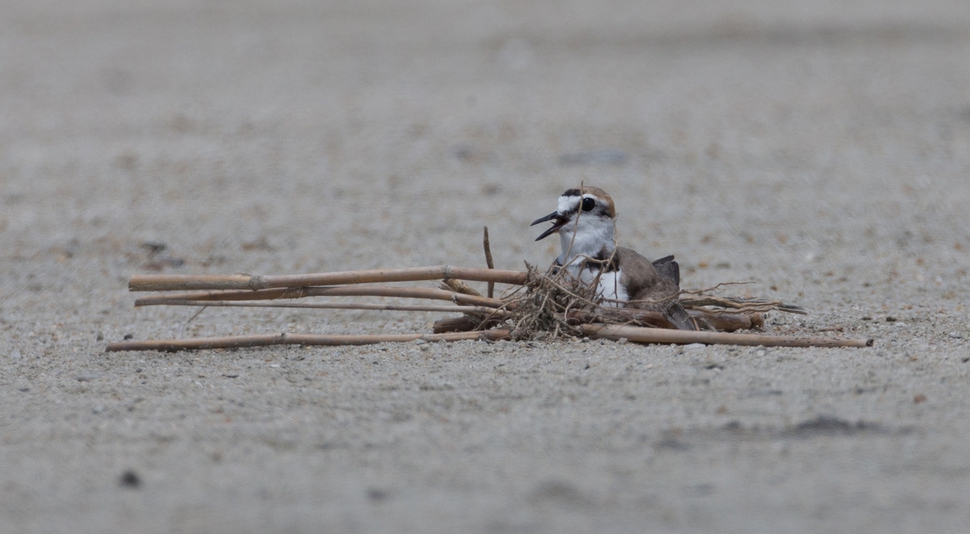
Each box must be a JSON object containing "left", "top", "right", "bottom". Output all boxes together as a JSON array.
[{"left": 556, "top": 213, "right": 616, "bottom": 270}]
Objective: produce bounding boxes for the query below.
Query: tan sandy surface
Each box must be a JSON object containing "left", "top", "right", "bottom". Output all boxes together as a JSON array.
[{"left": 2, "top": 1, "right": 970, "bottom": 532}]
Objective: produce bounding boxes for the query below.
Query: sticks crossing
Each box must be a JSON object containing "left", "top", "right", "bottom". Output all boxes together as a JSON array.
[{"left": 113, "top": 260, "right": 872, "bottom": 352}]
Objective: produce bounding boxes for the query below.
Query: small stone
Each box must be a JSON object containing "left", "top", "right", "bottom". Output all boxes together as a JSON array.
[
  {"left": 367, "top": 488, "right": 390, "bottom": 502},
  {"left": 913, "top": 394, "right": 928, "bottom": 404},
  {"left": 119, "top": 469, "right": 141, "bottom": 488},
  {"left": 75, "top": 373, "right": 100, "bottom": 382},
  {"left": 141, "top": 241, "right": 167, "bottom": 254}
]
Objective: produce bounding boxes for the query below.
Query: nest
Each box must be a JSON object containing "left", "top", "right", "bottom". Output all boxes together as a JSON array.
[
  {"left": 106, "top": 228, "right": 870, "bottom": 352},
  {"left": 434, "top": 263, "right": 801, "bottom": 341}
]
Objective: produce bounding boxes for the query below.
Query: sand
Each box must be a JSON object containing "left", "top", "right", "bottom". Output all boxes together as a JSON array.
[{"left": 2, "top": 1, "right": 970, "bottom": 532}]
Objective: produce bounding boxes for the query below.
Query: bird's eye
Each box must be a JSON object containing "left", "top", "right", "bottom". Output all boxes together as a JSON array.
[{"left": 581, "top": 198, "right": 596, "bottom": 212}]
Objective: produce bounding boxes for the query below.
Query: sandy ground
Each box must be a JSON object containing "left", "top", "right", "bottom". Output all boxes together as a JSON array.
[{"left": 2, "top": 1, "right": 970, "bottom": 532}]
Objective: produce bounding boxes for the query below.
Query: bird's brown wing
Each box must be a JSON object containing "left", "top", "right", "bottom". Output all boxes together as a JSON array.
[
  {"left": 615, "top": 247, "right": 678, "bottom": 301},
  {"left": 615, "top": 247, "right": 697, "bottom": 330}
]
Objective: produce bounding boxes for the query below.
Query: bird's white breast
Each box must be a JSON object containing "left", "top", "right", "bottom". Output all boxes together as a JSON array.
[
  {"left": 592, "top": 269, "right": 629, "bottom": 307},
  {"left": 557, "top": 221, "right": 615, "bottom": 267}
]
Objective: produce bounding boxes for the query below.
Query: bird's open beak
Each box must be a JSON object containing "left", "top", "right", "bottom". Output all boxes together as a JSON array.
[{"left": 531, "top": 211, "right": 567, "bottom": 241}]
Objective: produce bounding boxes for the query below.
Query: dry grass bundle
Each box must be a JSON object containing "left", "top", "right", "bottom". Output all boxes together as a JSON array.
[
  {"left": 506, "top": 263, "right": 599, "bottom": 340},
  {"left": 434, "top": 263, "right": 798, "bottom": 339}
]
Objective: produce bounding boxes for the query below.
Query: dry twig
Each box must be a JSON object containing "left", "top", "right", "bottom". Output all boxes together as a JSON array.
[
  {"left": 106, "top": 329, "right": 511, "bottom": 352},
  {"left": 138, "top": 299, "right": 510, "bottom": 316},
  {"left": 582, "top": 324, "right": 872, "bottom": 348},
  {"left": 483, "top": 226, "right": 495, "bottom": 299},
  {"left": 135, "top": 285, "right": 506, "bottom": 308},
  {"left": 129, "top": 266, "right": 528, "bottom": 292}
]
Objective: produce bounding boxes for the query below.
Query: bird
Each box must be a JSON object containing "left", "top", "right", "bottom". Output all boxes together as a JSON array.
[{"left": 531, "top": 185, "right": 696, "bottom": 330}]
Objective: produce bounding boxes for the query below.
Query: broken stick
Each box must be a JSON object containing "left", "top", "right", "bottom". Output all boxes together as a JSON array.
[
  {"left": 582, "top": 324, "right": 872, "bottom": 348},
  {"left": 134, "top": 285, "right": 507, "bottom": 308},
  {"left": 483, "top": 227, "right": 495, "bottom": 299},
  {"left": 129, "top": 266, "right": 529, "bottom": 292},
  {"left": 136, "top": 300, "right": 511, "bottom": 315},
  {"left": 105, "top": 329, "right": 512, "bottom": 352}
]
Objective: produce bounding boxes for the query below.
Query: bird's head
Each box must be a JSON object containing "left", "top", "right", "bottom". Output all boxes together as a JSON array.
[
  {"left": 531, "top": 186, "right": 616, "bottom": 241},
  {"left": 531, "top": 186, "right": 618, "bottom": 265}
]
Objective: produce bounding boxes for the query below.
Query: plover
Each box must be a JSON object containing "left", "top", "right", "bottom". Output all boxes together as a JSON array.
[{"left": 531, "top": 186, "right": 696, "bottom": 330}]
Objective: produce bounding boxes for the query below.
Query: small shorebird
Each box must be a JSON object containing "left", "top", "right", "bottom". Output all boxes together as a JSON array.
[{"left": 531, "top": 186, "right": 696, "bottom": 330}]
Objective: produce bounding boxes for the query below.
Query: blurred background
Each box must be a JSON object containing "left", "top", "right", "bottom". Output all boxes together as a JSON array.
[{"left": 3, "top": 0, "right": 969, "bottom": 293}]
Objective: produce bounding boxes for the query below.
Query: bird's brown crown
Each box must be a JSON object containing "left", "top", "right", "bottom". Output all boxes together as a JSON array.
[{"left": 561, "top": 186, "right": 616, "bottom": 219}]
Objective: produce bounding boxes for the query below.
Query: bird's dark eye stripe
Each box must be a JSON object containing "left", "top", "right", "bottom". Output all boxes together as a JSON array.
[{"left": 581, "top": 197, "right": 596, "bottom": 211}]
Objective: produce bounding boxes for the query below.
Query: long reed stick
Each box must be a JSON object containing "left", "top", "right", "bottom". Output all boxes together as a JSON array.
[
  {"left": 105, "top": 329, "right": 511, "bottom": 352},
  {"left": 582, "top": 324, "right": 872, "bottom": 348},
  {"left": 129, "top": 266, "right": 529, "bottom": 292},
  {"left": 134, "top": 299, "right": 510, "bottom": 315},
  {"left": 134, "top": 285, "right": 506, "bottom": 308}
]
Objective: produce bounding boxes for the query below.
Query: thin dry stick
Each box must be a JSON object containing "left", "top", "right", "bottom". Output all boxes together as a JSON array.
[
  {"left": 560, "top": 182, "right": 584, "bottom": 271},
  {"left": 680, "top": 296, "right": 806, "bottom": 314},
  {"left": 583, "top": 308, "right": 762, "bottom": 332},
  {"left": 679, "top": 281, "right": 755, "bottom": 295},
  {"left": 136, "top": 287, "right": 312, "bottom": 302},
  {"left": 611, "top": 295, "right": 793, "bottom": 315},
  {"left": 483, "top": 226, "right": 495, "bottom": 299},
  {"left": 135, "top": 285, "right": 507, "bottom": 308},
  {"left": 129, "top": 266, "right": 529, "bottom": 292},
  {"left": 105, "top": 329, "right": 512, "bottom": 352},
  {"left": 581, "top": 324, "right": 873, "bottom": 348},
  {"left": 140, "top": 299, "right": 510, "bottom": 316},
  {"left": 179, "top": 306, "right": 207, "bottom": 338}
]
